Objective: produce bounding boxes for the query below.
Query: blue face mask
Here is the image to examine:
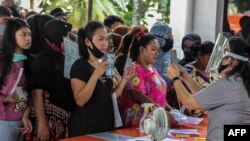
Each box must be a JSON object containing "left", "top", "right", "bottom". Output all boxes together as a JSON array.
[
  {"left": 0, "top": 24, "right": 6, "bottom": 35},
  {"left": 0, "top": 24, "right": 5, "bottom": 50},
  {"left": 12, "top": 53, "right": 27, "bottom": 62}
]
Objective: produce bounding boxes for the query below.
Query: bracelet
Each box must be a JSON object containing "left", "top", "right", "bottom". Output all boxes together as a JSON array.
[{"left": 172, "top": 76, "right": 180, "bottom": 83}]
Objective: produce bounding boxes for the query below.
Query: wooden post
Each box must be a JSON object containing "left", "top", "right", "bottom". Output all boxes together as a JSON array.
[
  {"left": 88, "top": 0, "right": 93, "bottom": 21},
  {"left": 132, "top": 0, "right": 140, "bottom": 25},
  {"left": 30, "top": 0, "right": 34, "bottom": 10}
]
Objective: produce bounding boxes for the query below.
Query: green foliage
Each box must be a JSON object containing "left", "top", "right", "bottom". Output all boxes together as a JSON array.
[
  {"left": 118, "top": 1, "right": 133, "bottom": 26},
  {"left": 119, "top": 0, "right": 170, "bottom": 26},
  {"left": 157, "top": 0, "right": 170, "bottom": 23},
  {"left": 38, "top": 0, "right": 126, "bottom": 28},
  {"left": 234, "top": 0, "right": 250, "bottom": 13},
  {"left": 37, "top": 0, "right": 170, "bottom": 28}
]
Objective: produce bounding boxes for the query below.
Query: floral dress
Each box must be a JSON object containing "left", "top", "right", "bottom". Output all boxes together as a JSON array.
[{"left": 121, "top": 63, "right": 167, "bottom": 128}]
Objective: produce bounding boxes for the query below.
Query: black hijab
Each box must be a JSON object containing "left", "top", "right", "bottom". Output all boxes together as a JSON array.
[
  {"left": 43, "top": 19, "right": 72, "bottom": 55},
  {"left": 30, "top": 19, "right": 74, "bottom": 111},
  {"left": 29, "top": 14, "right": 55, "bottom": 55}
]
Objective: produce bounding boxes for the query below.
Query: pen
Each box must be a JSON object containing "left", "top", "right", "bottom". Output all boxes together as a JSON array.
[{"left": 194, "top": 137, "right": 206, "bottom": 141}]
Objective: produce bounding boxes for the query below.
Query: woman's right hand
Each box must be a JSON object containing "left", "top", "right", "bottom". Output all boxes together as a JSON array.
[
  {"left": 94, "top": 61, "right": 109, "bottom": 78},
  {"left": 3, "top": 93, "right": 19, "bottom": 104},
  {"left": 37, "top": 122, "right": 50, "bottom": 141},
  {"left": 179, "top": 66, "right": 191, "bottom": 81},
  {"left": 167, "top": 63, "right": 180, "bottom": 79}
]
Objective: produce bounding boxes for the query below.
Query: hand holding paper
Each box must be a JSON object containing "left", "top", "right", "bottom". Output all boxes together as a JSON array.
[
  {"left": 167, "top": 64, "right": 180, "bottom": 79},
  {"left": 123, "top": 63, "right": 135, "bottom": 81}
]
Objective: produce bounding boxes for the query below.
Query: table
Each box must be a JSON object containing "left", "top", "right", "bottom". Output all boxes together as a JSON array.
[{"left": 61, "top": 117, "right": 208, "bottom": 141}]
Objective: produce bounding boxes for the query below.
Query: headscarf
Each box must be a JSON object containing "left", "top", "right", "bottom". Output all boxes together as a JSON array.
[
  {"left": 31, "top": 19, "right": 74, "bottom": 111},
  {"left": 43, "top": 19, "right": 72, "bottom": 55},
  {"left": 181, "top": 33, "right": 201, "bottom": 50},
  {"left": 28, "top": 14, "right": 55, "bottom": 55},
  {"left": 150, "top": 23, "right": 173, "bottom": 86},
  {"left": 150, "top": 22, "right": 172, "bottom": 47}
]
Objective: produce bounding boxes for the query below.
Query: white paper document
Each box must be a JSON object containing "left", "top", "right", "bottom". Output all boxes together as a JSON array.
[
  {"left": 168, "top": 129, "right": 200, "bottom": 135},
  {"left": 63, "top": 38, "right": 80, "bottom": 79},
  {"left": 90, "top": 132, "right": 132, "bottom": 141},
  {"left": 170, "top": 109, "right": 203, "bottom": 125},
  {"left": 10, "top": 68, "right": 23, "bottom": 96},
  {"left": 112, "top": 93, "right": 123, "bottom": 128},
  {"left": 177, "top": 116, "right": 204, "bottom": 125}
]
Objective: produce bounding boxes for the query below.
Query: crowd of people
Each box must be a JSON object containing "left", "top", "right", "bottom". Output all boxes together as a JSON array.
[{"left": 0, "top": 0, "right": 250, "bottom": 141}]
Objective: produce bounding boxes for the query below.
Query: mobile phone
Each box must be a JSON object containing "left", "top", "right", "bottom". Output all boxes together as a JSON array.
[
  {"left": 124, "top": 58, "right": 132, "bottom": 71},
  {"left": 170, "top": 49, "right": 177, "bottom": 64}
]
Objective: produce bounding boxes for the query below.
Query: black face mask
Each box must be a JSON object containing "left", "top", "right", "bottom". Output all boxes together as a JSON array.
[
  {"left": 218, "top": 64, "right": 230, "bottom": 73},
  {"left": 89, "top": 41, "right": 104, "bottom": 58},
  {"left": 162, "top": 38, "right": 173, "bottom": 52}
]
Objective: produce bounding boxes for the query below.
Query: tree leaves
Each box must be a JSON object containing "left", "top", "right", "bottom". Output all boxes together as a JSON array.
[{"left": 38, "top": 0, "right": 170, "bottom": 28}]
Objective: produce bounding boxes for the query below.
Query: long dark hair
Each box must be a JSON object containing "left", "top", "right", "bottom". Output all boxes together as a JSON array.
[
  {"left": 78, "top": 20, "right": 105, "bottom": 60},
  {"left": 129, "top": 33, "right": 156, "bottom": 61},
  {"left": 0, "top": 18, "right": 31, "bottom": 87},
  {"left": 227, "top": 37, "right": 250, "bottom": 96},
  {"left": 194, "top": 41, "right": 214, "bottom": 57},
  {"left": 115, "top": 25, "right": 148, "bottom": 56},
  {"left": 115, "top": 33, "right": 133, "bottom": 56}
]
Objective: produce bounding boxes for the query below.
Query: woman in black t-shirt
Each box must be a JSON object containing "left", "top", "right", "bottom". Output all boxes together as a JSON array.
[{"left": 68, "top": 21, "right": 135, "bottom": 137}]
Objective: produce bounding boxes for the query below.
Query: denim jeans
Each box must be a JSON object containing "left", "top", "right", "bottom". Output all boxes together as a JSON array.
[{"left": 0, "top": 120, "right": 23, "bottom": 141}]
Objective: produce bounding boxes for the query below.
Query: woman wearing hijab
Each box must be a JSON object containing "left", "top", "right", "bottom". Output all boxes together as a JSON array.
[
  {"left": 30, "top": 19, "right": 75, "bottom": 141},
  {"left": 150, "top": 22, "right": 173, "bottom": 87},
  {"left": 179, "top": 33, "right": 202, "bottom": 66},
  {"left": 28, "top": 14, "right": 54, "bottom": 55}
]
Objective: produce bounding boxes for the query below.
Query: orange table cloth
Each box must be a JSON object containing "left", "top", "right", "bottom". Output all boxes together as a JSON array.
[{"left": 61, "top": 117, "right": 208, "bottom": 141}]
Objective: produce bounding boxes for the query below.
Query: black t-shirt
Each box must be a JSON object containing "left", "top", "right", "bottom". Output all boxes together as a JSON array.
[
  {"left": 69, "top": 58, "right": 114, "bottom": 137},
  {"left": 30, "top": 51, "right": 75, "bottom": 112}
]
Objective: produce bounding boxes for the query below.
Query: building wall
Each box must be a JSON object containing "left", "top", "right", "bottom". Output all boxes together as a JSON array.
[{"left": 170, "top": 0, "right": 224, "bottom": 59}]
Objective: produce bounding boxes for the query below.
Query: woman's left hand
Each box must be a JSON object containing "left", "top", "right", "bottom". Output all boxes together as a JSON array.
[
  {"left": 19, "top": 116, "right": 33, "bottom": 135},
  {"left": 123, "top": 64, "right": 136, "bottom": 81},
  {"left": 167, "top": 63, "right": 180, "bottom": 79}
]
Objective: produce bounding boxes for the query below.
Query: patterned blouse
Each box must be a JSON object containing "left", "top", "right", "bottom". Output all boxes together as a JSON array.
[
  {"left": 184, "top": 64, "right": 219, "bottom": 88},
  {"left": 121, "top": 62, "right": 167, "bottom": 128},
  {"left": 184, "top": 64, "right": 219, "bottom": 116}
]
